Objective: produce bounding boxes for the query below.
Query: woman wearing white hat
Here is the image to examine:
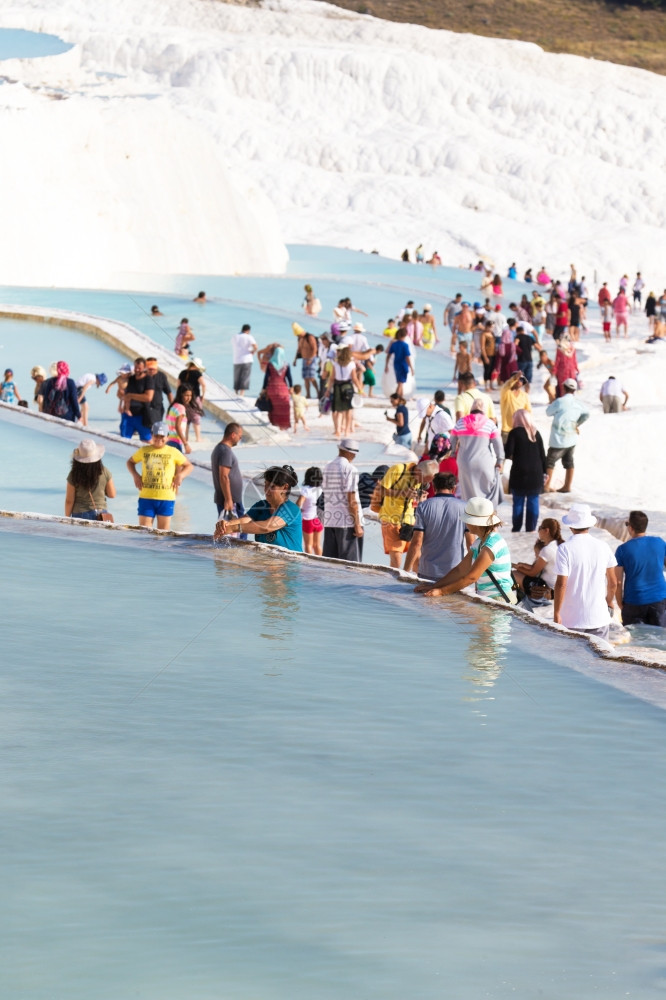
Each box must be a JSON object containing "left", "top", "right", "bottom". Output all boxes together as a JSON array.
[
  {"left": 65, "top": 440, "right": 116, "bottom": 521},
  {"left": 415, "top": 497, "right": 516, "bottom": 603}
]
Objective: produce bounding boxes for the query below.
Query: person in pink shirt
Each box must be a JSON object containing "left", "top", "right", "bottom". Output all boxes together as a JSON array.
[
  {"left": 406, "top": 309, "right": 424, "bottom": 347},
  {"left": 536, "top": 267, "right": 551, "bottom": 286},
  {"left": 613, "top": 290, "right": 630, "bottom": 337}
]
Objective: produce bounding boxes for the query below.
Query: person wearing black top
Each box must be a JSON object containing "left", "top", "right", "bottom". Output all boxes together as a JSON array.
[
  {"left": 145, "top": 357, "right": 173, "bottom": 421},
  {"left": 514, "top": 325, "right": 539, "bottom": 385},
  {"left": 504, "top": 409, "right": 546, "bottom": 532},
  {"left": 119, "top": 357, "right": 155, "bottom": 441},
  {"left": 385, "top": 392, "right": 412, "bottom": 450},
  {"left": 178, "top": 360, "right": 206, "bottom": 442}
]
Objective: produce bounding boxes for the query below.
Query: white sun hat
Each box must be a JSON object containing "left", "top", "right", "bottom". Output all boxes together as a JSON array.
[
  {"left": 462, "top": 497, "right": 501, "bottom": 527},
  {"left": 72, "top": 439, "right": 105, "bottom": 463},
  {"left": 353, "top": 322, "right": 366, "bottom": 333},
  {"left": 562, "top": 503, "right": 597, "bottom": 529}
]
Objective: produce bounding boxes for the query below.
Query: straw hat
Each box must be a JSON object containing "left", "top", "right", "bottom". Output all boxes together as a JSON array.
[
  {"left": 353, "top": 322, "right": 366, "bottom": 333},
  {"left": 72, "top": 439, "right": 105, "bottom": 464},
  {"left": 30, "top": 365, "right": 46, "bottom": 379},
  {"left": 462, "top": 497, "right": 501, "bottom": 527}
]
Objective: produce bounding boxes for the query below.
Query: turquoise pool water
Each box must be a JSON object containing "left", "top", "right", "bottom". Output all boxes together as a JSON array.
[
  {"left": 0, "top": 28, "right": 71, "bottom": 60},
  {"left": 0, "top": 245, "right": 500, "bottom": 401},
  {"left": 0, "top": 419, "right": 216, "bottom": 534},
  {"left": 2, "top": 523, "right": 666, "bottom": 998}
]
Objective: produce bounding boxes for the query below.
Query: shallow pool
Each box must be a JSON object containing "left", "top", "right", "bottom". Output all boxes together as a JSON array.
[
  {"left": 2, "top": 522, "right": 666, "bottom": 998},
  {"left": 0, "top": 28, "right": 71, "bottom": 60},
  {"left": 0, "top": 418, "right": 216, "bottom": 534}
]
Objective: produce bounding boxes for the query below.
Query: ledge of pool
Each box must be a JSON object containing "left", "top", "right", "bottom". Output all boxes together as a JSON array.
[{"left": 1, "top": 508, "right": 664, "bottom": 671}]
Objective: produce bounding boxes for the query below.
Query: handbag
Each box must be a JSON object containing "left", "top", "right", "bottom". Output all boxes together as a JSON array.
[
  {"left": 395, "top": 464, "right": 416, "bottom": 541},
  {"left": 89, "top": 490, "right": 114, "bottom": 523}
]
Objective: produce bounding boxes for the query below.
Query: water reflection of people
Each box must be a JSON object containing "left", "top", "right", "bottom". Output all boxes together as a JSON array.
[
  {"left": 461, "top": 607, "right": 511, "bottom": 694},
  {"left": 257, "top": 560, "right": 300, "bottom": 647}
]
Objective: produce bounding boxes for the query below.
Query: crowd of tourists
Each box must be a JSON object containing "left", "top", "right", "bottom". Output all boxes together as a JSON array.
[{"left": 4, "top": 267, "right": 665, "bottom": 647}]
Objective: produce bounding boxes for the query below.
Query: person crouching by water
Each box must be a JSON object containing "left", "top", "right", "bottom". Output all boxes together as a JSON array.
[
  {"left": 127, "top": 421, "right": 193, "bottom": 531},
  {"left": 214, "top": 465, "right": 302, "bottom": 551},
  {"left": 415, "top": 497, "right": 517, "bottom": 603},
  {"left": 65, "top": 439, "right": 116, "bottom": 521}
]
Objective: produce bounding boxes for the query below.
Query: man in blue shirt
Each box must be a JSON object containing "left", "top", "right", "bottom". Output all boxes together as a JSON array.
[
  {"left": 385, "top": 328, "right": 413, "bottom": 396},
  {"left": 614, "top": 510, "right": 666, "bottom": 627}
]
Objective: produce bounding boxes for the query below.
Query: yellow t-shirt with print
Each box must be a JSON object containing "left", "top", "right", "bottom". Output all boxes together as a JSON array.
[
  {"left": 132, "top": 445, "right": 187, "bottom": 500},
  {"left": 380, "top": 462, "right": 418, "bottom": 525}
]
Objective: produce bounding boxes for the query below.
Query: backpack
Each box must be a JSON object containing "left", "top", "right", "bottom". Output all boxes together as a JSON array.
[{"left": 45, "top": 380, "right": 69, "bottom": 418}]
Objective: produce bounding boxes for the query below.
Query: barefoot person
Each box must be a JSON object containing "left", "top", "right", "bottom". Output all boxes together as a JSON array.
[
  {"left": 127, "top": 421, "right": 193, "bottom": 530},
  {"left": 543, "top": 379, "right": 589, "bottom": 494}
]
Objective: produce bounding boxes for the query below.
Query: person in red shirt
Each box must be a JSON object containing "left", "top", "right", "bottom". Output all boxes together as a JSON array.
[
  {"left": 598, "top": 282, "right": 612, "bottom": 307},
  {"left": 553, "top": 296, "right": 570, "bottom": 341}
]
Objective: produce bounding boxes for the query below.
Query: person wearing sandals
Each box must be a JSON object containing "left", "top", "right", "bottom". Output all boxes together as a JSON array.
[
  {"left": 414, "top": 497, "right": 516, "bottom": 603},
  {"left": 65, "top": 440, "right": 116, "bottom": 521}
]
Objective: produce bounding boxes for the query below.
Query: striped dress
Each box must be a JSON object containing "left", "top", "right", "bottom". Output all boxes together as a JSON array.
[{"left": 471, "top": 531, "right": 514, "bottom": 601}]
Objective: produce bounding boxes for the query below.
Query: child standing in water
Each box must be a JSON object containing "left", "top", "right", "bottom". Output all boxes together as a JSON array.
[
  {"left": 292, "top": 385, "right": 310, "bottom": 433},
  {"left": 297, "top": 466, "right": 324, "bottom": 555},
  {"left": 453, "top": 341, "right": 472, "bottom": 380},
  {"left": 1, "top": 369, "right": 22, "bottom": 404}
]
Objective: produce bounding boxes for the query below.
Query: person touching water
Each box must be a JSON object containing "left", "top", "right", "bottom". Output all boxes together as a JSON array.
[{"left": 215, "top": 465, "right": 302, "bottom": 552}]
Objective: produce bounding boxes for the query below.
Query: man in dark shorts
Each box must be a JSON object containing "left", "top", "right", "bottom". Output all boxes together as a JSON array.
[
  {"left": 322, "top": 439, "right": 364, "bottom": 562},
  {"left": 544, "top": 378, "right": 589, "bottom": 493},
  {"left": 211, "top": 423, "right": 244, "bottom": 520},
  {"left": 614, "top": 511, "right": 666, "bottom": 627}
]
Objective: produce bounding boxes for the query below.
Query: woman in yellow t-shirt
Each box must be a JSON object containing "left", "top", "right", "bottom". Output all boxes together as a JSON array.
[{"left": 499, "top": 373, "right": 531, "bottom": 443}]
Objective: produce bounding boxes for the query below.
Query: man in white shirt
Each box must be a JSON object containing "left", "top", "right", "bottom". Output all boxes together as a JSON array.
[
  {"left": 231, "top": 324, "right": 257, "bottom": 396},
  {"left": 633, "top": 272, "right": 645, "bottom": 309},
  {"left": 350, "top": 322, "right": 370, "bottom": 355},
  {"left": 416, "top": 390, "right": 454, "bottom": 452},
  {"left": 75, "top": 372, "right": 108, "bottom": 427},
  {"left": 599, "top": 375, "right": 629, "bottom": 413},
  {"left": 322, "top": 438, "right": 364, "bottom": 562},
  {"left": 554, "top": 504, "right": 617, "bottom": 641},
  {"left": 492, "top": 305, "right": 507, "bottom": 338}
]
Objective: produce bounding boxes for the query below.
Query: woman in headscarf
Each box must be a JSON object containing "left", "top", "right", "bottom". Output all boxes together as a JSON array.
[
  {"left": 450, "top": 398, "right": 504, "bottom": 505},
  {"left": 261, "top": 345, "right": 293, "bottom": 430},
  {"left": 37, "top": 360, "right": 81, "bottom": 422},
  {"left": 504, "top": 408, "right": 546, "bottom": 532},
  {"left": 553, "top": 336, "right": 578, "bottom": 397},
  {"left": 497, "top": 325, "right": 518, "bottom": 384}
]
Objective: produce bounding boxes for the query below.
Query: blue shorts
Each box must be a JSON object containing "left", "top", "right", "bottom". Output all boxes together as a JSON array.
[
  {"left": 138, "top": 498, "right": 175, "bottom": 519},
  {"left": 167, "top": 440, "right": 183, "bottom": 453},
  {"left": 120, "top": 413, "right": 152, "bottom": 441}
]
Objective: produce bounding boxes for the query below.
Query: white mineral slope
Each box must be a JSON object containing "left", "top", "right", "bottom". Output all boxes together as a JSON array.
[
  {"left": 0, "top": 15, "right": 288, "bottom": 286},
  {"left": 4, "top": 0, "right": 666, "bottom": 287}
]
